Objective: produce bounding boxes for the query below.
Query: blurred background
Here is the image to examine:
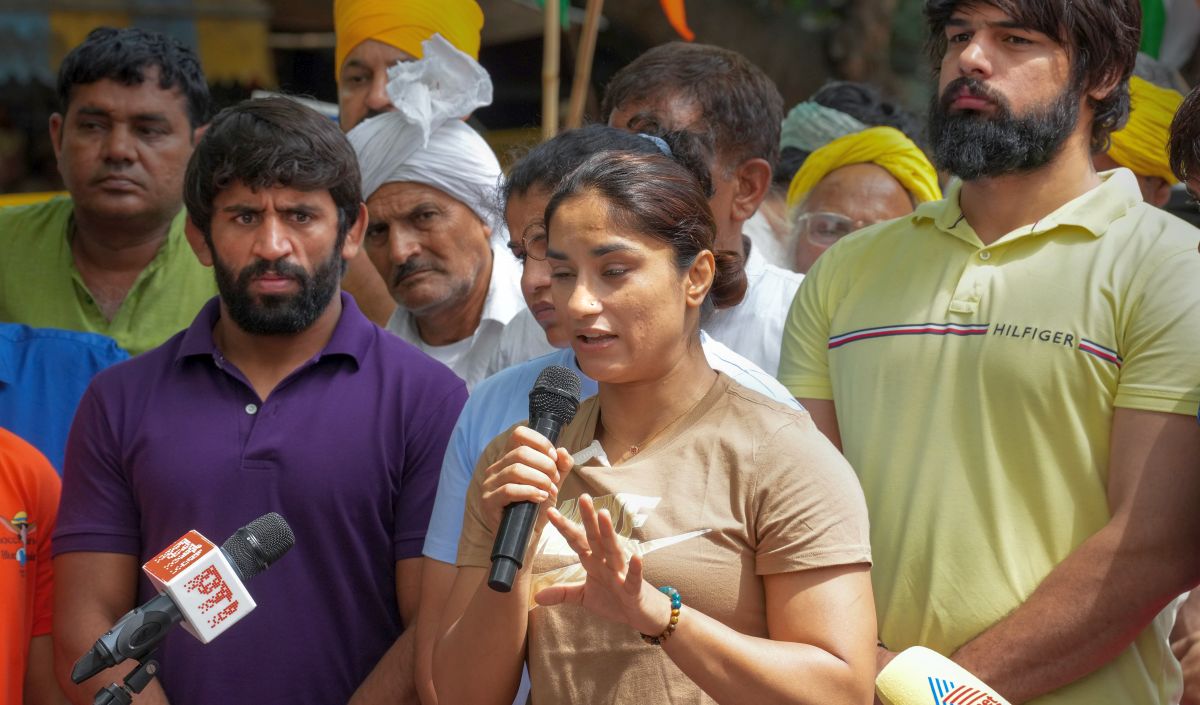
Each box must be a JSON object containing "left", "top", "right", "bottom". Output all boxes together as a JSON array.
[{"left": 2, "top": 0, "right": 1198, "bottom": 194}]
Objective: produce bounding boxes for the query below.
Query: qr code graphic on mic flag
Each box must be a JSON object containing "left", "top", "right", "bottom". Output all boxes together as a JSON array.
[{"left": 929, "top": 678, "right": 1003, "bottom": 705}]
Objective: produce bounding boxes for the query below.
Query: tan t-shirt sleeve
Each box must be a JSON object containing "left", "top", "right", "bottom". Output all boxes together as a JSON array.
[
  {"left": 455, "top": 426, "right": 520, "bottom": 569},
  {"left": 1115, "top": 245, "right": 1200, "bottom": 415},
  {"left": 753, "top": 414, "right": 871, "bottom": 575},
  {"left": 778, "top": 248, "right": 837, "bottom": 400}
]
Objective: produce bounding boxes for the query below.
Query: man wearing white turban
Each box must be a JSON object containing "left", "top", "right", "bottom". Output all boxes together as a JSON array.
[{"left": 349, "top": 36, "right": 524, "bottom": 390}]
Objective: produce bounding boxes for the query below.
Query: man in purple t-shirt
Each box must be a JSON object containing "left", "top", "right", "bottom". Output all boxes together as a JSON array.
[{"left": 52, "top": 97, "right": 466, "bottom": 705}]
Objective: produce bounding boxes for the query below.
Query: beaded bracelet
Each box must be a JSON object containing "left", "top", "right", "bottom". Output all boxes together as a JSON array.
[{"left": 640, "top": 586, "right": 682, "bottom": 646}]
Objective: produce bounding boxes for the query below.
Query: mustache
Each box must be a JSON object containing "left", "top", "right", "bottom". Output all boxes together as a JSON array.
[
  {"left": 940, "top": 77, "right": 1010, "bottom": 112},
  {"left": 391, "top": 259, "right": 438, "bottom": 287},
  {"left": 236, "top": 258, "right": 309, "bottom": 287}
]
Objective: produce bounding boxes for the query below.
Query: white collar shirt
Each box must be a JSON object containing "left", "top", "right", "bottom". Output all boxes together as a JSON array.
[
  {"left": 386, "top": 239, "right": 527, "bottom": 389},
  {"left": 702, "top": 241, "right": 804, "bottom": 377}
]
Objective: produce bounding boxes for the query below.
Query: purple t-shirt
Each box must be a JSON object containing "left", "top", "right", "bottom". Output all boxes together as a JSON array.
[{"left": 54, "top": 294, "right": 467, "bottom": 705}]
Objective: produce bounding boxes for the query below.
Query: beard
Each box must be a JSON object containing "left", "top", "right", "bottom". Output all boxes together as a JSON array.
[
  {"left": 213, "top": 248, "right": 343, "bottom": 336},
  {"left": 928, "top": 76, "right": 1081, "bottom": 180}
]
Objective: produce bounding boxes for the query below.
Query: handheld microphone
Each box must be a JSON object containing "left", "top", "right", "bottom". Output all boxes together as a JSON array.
[
  {"left": 488, "top": 365, "right": 582, "bottom": 592},
  {"left": 71, "top": 512, "right": 295, "bottom": 684},
  {"left": 876, "top": 646, "right": 1012, "bottom": 705}
]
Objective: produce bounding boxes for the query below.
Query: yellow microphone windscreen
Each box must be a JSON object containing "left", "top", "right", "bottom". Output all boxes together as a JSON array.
[{"left": 876, "top": 646, "right": 1012, "bottom": 705}]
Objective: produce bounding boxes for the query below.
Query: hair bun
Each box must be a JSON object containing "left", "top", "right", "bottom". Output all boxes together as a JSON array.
[{"left": 710, "top": 249, "right": 748, "bottom": 309}]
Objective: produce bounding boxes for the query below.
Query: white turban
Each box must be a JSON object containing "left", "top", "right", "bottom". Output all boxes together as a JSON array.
[{"left": 348, "top": 34, "right": 501, "bottom": 226}]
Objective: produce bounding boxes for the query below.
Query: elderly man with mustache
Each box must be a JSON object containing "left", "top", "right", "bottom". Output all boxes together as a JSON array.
[{"left": 349, "top": 36, "right": 524, "bottom": 390}]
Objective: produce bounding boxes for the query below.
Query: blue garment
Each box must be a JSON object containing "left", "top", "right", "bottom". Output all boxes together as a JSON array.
[
  {"left": 0, "top": 323, "right": 128, "bottom": 471},
  {"left": 422, "top": 330, "right": 801, "bottom": 566}
]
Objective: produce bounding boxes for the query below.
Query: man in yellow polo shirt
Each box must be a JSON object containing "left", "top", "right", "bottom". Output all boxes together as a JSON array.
[
  {"left": 0, "top": 27, "right": 216, "bottom": 356},
  {"left": 330, "top": 0, "right": 485, "bottom": 327},
  {"left": 780, "top": 2, "right": 1200, "bottom": 705}
]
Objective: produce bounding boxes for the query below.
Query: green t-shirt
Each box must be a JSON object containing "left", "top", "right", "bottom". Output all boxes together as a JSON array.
[{"left": 0, "top": 196, "right": 216, "bottom": 355}]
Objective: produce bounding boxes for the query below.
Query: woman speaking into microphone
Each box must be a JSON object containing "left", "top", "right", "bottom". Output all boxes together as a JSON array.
[{"left": 433, "top": 143, "right": 876, "bottom": 705}]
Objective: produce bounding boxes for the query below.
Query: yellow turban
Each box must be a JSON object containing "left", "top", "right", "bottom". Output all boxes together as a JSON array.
[
  {"left": 1108, "top": 75, "right": 1184, "bottom": 185},
  {"left": 334, "top": 0, "right": 484, "bottom": 75},
  {"left": 787, "top": 126, "right": 941, "bottom": 211}
]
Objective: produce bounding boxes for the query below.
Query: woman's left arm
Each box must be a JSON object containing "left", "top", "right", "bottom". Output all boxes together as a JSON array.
[{"left": 536, "top": 494, "right": 877, "bottom": 705}]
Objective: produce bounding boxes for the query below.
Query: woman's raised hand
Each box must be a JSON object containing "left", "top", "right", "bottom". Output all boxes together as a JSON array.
[
  {"left": 479, "top": 425, "right": 575, "bottom": 533},
  {"left": 533, "top": 494, "right": 673, "bottom": 637}
]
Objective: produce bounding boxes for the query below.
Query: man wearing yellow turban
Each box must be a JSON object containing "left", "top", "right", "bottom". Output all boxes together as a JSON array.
[
  {"left": 334, "top": 0, "right": 484, "bottom": 131},
  {"left": 332, "top": 0, "right": 485, "bottom": 329},
  {"left": 785, "top": 126, "right": 941, "bottom": 272},
  {"left": 1095, "top": 75, "right": 1184, "bottom": 207}
]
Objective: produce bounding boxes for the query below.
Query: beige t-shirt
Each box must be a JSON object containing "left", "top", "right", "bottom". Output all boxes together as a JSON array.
[{"left": 458, "top": 373, "right": 872, "bottom": 705}]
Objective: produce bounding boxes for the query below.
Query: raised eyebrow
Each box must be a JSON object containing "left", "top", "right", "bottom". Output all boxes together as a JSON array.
[
  {"left": 546, "top": 242, "right": 638, "bottom": 260},
  {"left": 220, "top": 204, "right": 262, "bottom": 214},
  {"left": 947, "top": 16, "right": 1037, "bottom": 31},
  {"left": 404, "top": 201, "right": 441, "bottom": 217},
  {"left": 281, "top": 204, "right": 322, "bottom": 217},
  {"left": 131, "top": 113, "right": 171, "bottom": 124},
  {"left": 592, "top": 243, "right": 636, "bottom": 257}
]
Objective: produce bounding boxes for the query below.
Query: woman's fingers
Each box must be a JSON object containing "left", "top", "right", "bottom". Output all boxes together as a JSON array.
[
  {"left": 486, "top": 444, "right": 562, "bottom": 486},
  {"left": 533, "top": 582, "right": 584, "bottom": 607},
  {"left": 595, "top": 508, "right": 627, "bottom": 576},
  {"left": 624, "top": 551, "right": 645, "bottom": 596},
  {"left": 480, "top": 483, "right": 549, "bottom": 508},
  {"left": 481, "top": 461, "right": 558, "bottom": 497},
  {"left": 506, "top": 424, "right": 557, "bottom": 458},
  {"left": 547, "top": 507, "right": 592, "bottom": 559}
]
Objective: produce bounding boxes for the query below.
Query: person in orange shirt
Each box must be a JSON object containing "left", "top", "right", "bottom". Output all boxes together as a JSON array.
[{"left": 0, "top": 427, "right": 62, "bottom": 705}]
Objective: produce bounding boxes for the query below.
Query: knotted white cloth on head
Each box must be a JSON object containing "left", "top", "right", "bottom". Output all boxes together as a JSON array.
[{"left": 349, "top": 34, "right": 501, "bottom": 226}]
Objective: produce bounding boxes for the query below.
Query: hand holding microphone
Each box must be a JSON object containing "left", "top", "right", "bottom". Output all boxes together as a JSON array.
[{"left": 487, "top": 365, "right": 582, "bottom": 592}]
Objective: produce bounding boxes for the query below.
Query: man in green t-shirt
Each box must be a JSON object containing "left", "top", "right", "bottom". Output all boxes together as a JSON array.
[{"left": 0, "top": 27, "right": 216, "bottom": 355}]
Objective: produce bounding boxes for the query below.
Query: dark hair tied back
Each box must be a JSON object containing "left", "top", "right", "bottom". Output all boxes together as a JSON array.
[
  {"left": 545, "top": 149, "right": 748, "bottom": 312},
  {"left": 710, "top": 249, "right": 748, "bottom": 310}
]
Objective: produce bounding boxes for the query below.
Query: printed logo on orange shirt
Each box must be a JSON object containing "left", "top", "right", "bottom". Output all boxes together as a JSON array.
[{"left": 1, "top": 510, "right": 37, "bottom": 574}]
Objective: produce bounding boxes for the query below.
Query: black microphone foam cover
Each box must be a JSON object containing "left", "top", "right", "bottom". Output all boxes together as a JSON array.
[
  {"left": 222, "top": 512, "right": 295, "bottom": 581},
  {"left": 528, "top": 365, "right": 582, "bottom": 423}
]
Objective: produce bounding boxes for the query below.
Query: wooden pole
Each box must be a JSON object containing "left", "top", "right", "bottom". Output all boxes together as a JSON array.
[
  {"left": 566, "top": 0, "right": 604, "bottom": 129},
  {"left": 542, "top": 0, "right": 561, "bottom": 141}
]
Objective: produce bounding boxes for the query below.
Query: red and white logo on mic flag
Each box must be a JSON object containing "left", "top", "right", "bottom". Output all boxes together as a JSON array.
[
  {"left": 929, "top": 677, "right": 1004, "bottom": 705},
  {"left": 143, "top": 530, "right": 257, "bottom": 643}
]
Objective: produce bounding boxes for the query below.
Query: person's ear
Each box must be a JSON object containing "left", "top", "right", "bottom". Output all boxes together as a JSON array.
[
  {"left": 190, "top": 122, "right": 210, "bottom": 145},
  {"left": 730, "top": 157, "right": 773, "bottom": 223},
  {"left": 183, "top": 216, "right": 214, "bottom": 267},
  {"left": 342, "top": 202, "right": 368, "bottom": 260},
  {"left": 1086, "top": 69, "right": 1124, "bottom": 104},
  {"left": 49, "top": 113, "right": 64, "bottom": 161},
  {"left": 1148, "top": 177, "right": 1172, "bottom": 209},
  {"left": 685, "top": 250, "right": 715, "bottom": 308}
]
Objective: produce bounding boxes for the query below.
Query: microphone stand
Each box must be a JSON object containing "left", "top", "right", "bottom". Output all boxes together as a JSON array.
[{"left": 92, "top": 652, "right": 161, "bottom": 705}]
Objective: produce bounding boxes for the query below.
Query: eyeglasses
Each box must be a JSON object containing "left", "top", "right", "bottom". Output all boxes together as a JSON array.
[
  {"left": 792, "top": 212, "right": 869, "bottom": 247},
  {"left": 506, "top": 227, "right": 549, "bottom": 262}
]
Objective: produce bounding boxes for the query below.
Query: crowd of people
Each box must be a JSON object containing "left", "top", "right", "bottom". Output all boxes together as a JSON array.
[{"left": 3, "top": 0, "right": 1200, "bottom": 704}]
